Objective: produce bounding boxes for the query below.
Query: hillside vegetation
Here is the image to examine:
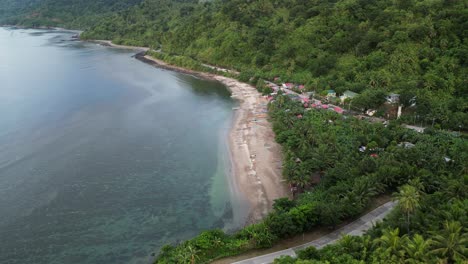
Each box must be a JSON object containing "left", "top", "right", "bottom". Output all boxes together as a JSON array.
[
  {"left": 1, "top": 0, "right": 466, "bottom": 262},
  {"left": 82, "top": 0, "right": 467, "bottom": 130},
  {"left": 0, "top": 0, "right": 142, "bottom": 28},
  {"left": 83, "top": 1, "right": 468, "bottom": 261}
]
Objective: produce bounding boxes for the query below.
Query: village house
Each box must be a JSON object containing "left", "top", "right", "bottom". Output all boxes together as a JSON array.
[
  {"left": 326, "top": 89, "right": 336, "bottom": 98},
  {"left": 333, "top": 106, "right": 344, "bottom": 114},
  {"left": 282, "top": 83, "right": 294, "bottom": 89},
  {"left": 386, "top": 93, "right": 400, "bottom": 104},
  {"left": 340, "top": 90, "right": 359, "bottom": 102},
  {"left": 366, "top": 109, "right": 377, "bottom": 116},
  {"left": 398, "top": 142, "right": 416, "bottom": 149}
]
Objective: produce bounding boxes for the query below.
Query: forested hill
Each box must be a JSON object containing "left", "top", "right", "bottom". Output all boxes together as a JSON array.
[
  {"left": 0, "top": 0, "right": 142, "bottom": 28},
  {"left": 2, "top": 0, "right": 466, "bottom": 129},
  {"left": 2, "top": 1, "right": 467, "bottom": 263},
  {"left": 0, "top": 0, "right": 40, "bottom": 22},
  {"left": 81, "top": 0, "right": 467, "bottom": 130}
]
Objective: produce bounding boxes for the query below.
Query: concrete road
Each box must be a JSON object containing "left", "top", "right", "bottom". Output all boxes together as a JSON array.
[{"left": 232, "top": 201, "right": 397, "bottom": 264}]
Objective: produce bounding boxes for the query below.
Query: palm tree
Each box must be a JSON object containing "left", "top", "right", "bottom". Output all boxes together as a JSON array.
[
  {"left": 350, "top": 176, "right": 379, "bottom": 209},
  {"left": 297, "top": 135, "right": 310, "bottom": 154},
  {"left": 276, "top": 94, "right": 286, "bottom": 108},
  {"left": 186, "top": 245, "right": 200, "bottom": 264},
  {"left": 291, "top": 174, "right": 309, "bottom": 189},
  {"left": 176, "top": 248, "right": 191, "bottom": 263},
  {"left": 393, "top": 185, "right": 421, "bottom": 234},
  {"left": 373, "top": 228, "right": 407, "bottom": 258},
  {"left": 430, "top": 221, "right": 467, "bottom": 262},
  {"left": 339, "top": 234, "right": 358, "bottom": 251},
  {"left": 360, "top": 235, "right": 373, "bottom": 261},
  {"left": 408, "top": 178, "right": 425, "bottom": 194},
  {"left": 311, "top": 144, "right": 337, "bottom": 173},
  {"left": 339, "top": 234, "right": 367, "bottom": 258},
  {"left": 403, "top": 234, "right": 432, "bottom": 263}
]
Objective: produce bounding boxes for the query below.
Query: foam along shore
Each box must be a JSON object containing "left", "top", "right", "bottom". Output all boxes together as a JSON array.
[{"left": 134, "top": 52, "right": 290, "bottom": 224}]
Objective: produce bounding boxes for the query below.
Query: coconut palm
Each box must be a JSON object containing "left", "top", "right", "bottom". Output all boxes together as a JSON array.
[
  {"left": 186, "top": 245, "right": 200, "bottom": 264},
  {"left": 359, "top": 235, "right": 373, "bottom": 261},
  {"left": 339, "top": 234, "right": 366, "bottom": 258},
  {"left": 276, "top": 94, "right": 286, "bottom": 107},
  {"left": 291, "top": 174, "right": 309, "bottom": 189},
  {"left": 373, "top": 228, "right": 407, "bottom": 258},
  {"left": 311, "top": 143, "right": 337, "bottom": 172},
  {"left": 430, "top": 221, "right": 467, "bottom": 262},
  {"left": 393, "top": 184, "right": 421, "bottom": 234},
  {"left": 175, "top": 248, "right": 191, "bottom": 263},
  {"left": 297, "top": 135, "right": 310, "bottom": 154},
  {"left": 350, "top": 176, "right": 379, "bottom": 209},
  {"left": 403, "top": 234, "right": 432, "bottom": 263},
  {"left": 408, "top": 178, "right": 425, "bottom": 194}
]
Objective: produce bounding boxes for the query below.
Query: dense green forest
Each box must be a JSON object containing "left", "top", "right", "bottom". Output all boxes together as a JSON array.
[
  {"left": 1, "top": 0, "right": 466, "bottom": 262},
  {"left": 0, "top": 0, "right": 40, "bottom": 21},
  {"left": 82, "top": 0, "right": 198, "bottom": 46},
  {"left": 2, "top": 0, "right": 466, "bottom": 129},
  {"left": 81, "top": 0, "right": 468, "bottom": 130},
  {"left": 0, "top": 0, "right": 142, "bottom": 27},
  {"left": 155, "top": 96, "right": 467, "bottom": 263}
]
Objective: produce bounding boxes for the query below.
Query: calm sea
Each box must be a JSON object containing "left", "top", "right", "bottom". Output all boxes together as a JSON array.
[{"left": 0, "top": 28, "right": 246, "bottom": 264}]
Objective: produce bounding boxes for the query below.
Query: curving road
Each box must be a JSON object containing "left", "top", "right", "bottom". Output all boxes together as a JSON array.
[{"left": 232, "top": 201, "right": 397, "bottom": 264}]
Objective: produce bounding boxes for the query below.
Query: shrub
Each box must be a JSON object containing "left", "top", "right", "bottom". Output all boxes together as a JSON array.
[{"left": 297, "top": 246, "right": 320, "bottom": 260}]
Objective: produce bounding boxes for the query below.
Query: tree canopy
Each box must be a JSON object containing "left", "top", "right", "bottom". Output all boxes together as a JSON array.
[
  {"left": 82, "top": 0, "right": 467, "bottom": 130},
  {"left": 2, "top": 0, "right": 466, "bottom": 262},
  {"left": 154, "top": 96, "right": 467, "bottom": 263}
]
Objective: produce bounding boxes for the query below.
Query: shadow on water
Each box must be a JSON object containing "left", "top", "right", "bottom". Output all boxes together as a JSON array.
[{"left": 176, "top": 74, "right": 232, "bottom": 98}]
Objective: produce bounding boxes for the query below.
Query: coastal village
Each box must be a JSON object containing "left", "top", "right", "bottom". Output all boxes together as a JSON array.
[
  {"left": 236, "top": 78, "right": 434, "bottom": 198},
  {"left": 258, "top": 78, "right": 435, "bottom": 135},
  {"left": 262, "top": 80, "right": 403, "bottom": 120}
]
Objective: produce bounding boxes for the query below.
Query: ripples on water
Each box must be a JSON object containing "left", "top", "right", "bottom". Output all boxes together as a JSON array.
[{"left": 0, "top": 28, "right": 247, "bottom": 264}]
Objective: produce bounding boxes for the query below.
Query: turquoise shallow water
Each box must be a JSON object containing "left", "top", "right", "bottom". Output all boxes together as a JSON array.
[{"left": 0, "top": 28, "right": 246, "bottom": 264}]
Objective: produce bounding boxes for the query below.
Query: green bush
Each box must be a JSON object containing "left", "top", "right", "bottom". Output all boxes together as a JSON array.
[{"left": 297, "top": 246, "right": 320, "bottom": 260}]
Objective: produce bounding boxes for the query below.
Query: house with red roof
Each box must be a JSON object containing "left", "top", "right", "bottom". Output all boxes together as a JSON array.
[{"left": 334, "top": 107, "right": 344, "bottom": 114}]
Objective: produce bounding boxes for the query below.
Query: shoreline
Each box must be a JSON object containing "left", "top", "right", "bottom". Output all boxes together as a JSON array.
[
  {"left": 89, "top": 39, "right": 149, "bottom": 52},
  {"left": 83, "top": 35, "right": 290, "bottom": 224},
  {"left": 134, "top": 52, "right": 290, "bottom": 224}
]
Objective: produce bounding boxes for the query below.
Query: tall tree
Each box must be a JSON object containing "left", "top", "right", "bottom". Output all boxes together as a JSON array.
[
  {"left": 430, "top": 221, "right": 467, "bottom": 262},
  {"left": 373, "top": 228, "right": 407, "bottom": 259},
  {"left": 393, "top": 185, "right": 421, "bottom": 234},
  {"left": 403, "top": 234, "right": 432, "bottom": 263}
]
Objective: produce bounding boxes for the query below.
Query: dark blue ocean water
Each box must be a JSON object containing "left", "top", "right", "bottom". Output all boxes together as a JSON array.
[{"left": 0, "top": 28, "right": 246, "bottom": 264}]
